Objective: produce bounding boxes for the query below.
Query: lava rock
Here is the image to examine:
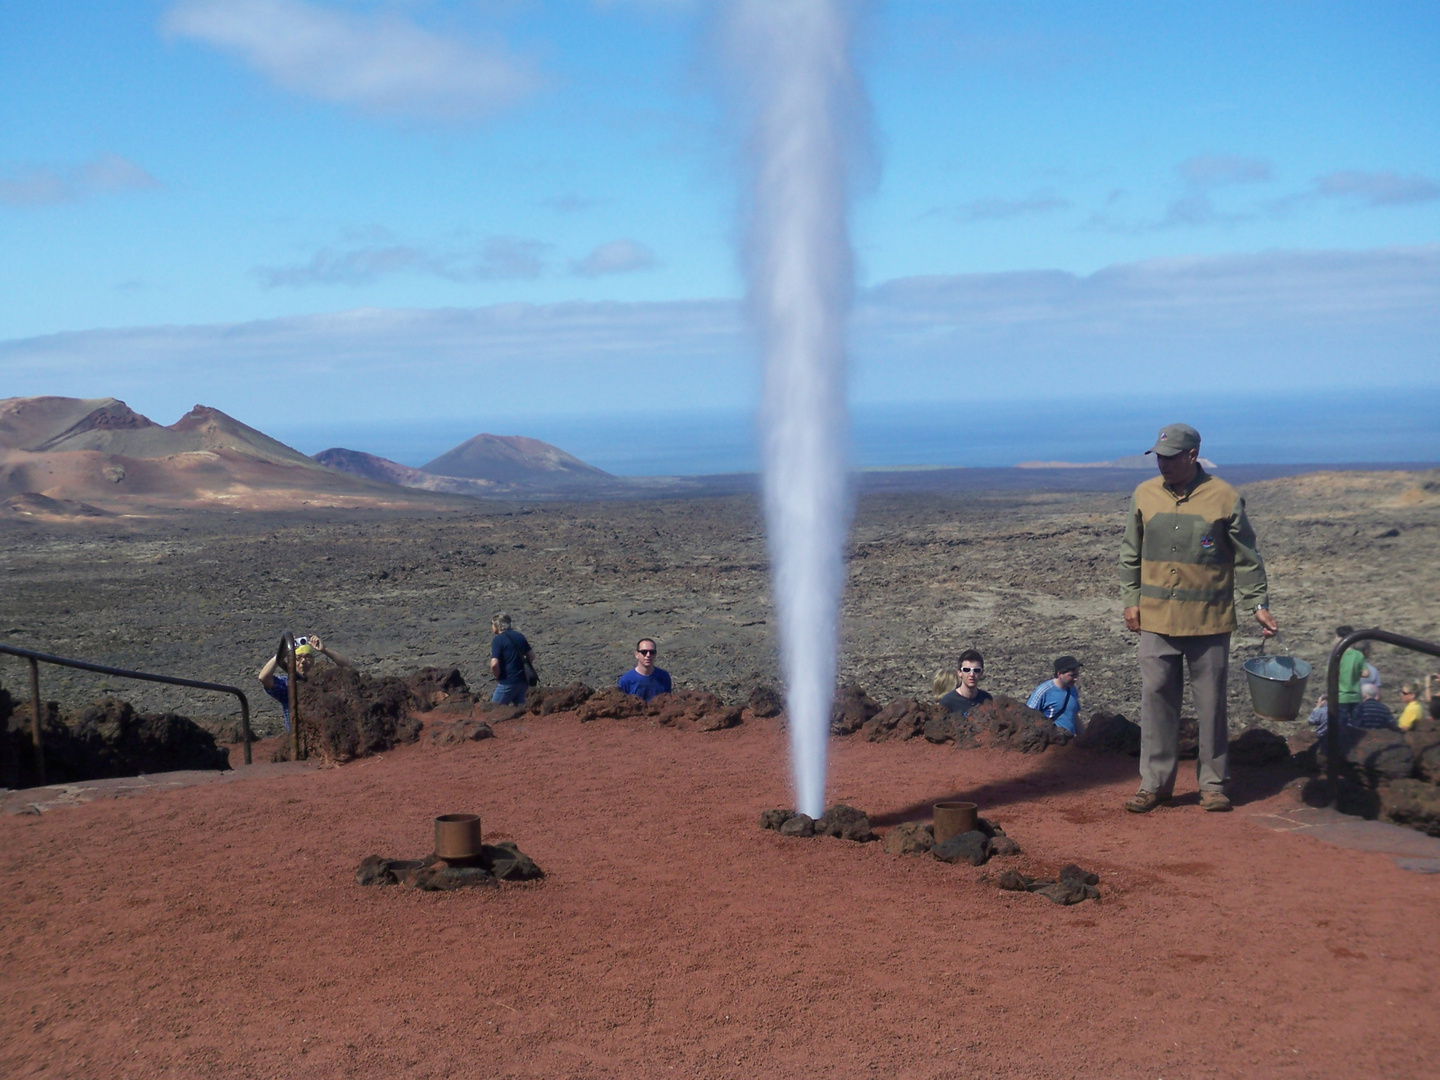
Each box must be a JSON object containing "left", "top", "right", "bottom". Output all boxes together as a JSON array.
[
  {"left": 747, "top": 686, "right": 784, "bottom": 719},
  {"left": 1033, "top": 879, "right": 1101, "bottom": 905},
  {"left": 288, "top": 665, "right": 426, "bottom": 763},
  {"left": 996, "top": 864, "right": 1100, "bottom": 903},
  {"left": 576, "top": 688, "right": 739, "bottom": 731},
  {"left": 528, "top": 682, "right": 595, "bottom": 716},
  {"left": 830, "top": 685, "right": 881, "bottom": 735},
  {"left": 987, "top": 835, "right": 1022, "bottom": 857},
  {"left": 974, "top": 816, "right": 1005, "bottom": 839},
  {"left": 922, "top": 714, "right": 962, "bottom": 745},
  {"left": 931, "top": 830, "right": 990, "bottom": 866},
  {"left": 1380, "top": 779, "right": 1440, "bottom": 837},
  {"left": 996, "top": 869, "right": 1032, "bottom": 891},
  {"left": 427, "top": 719, "right": 494, "bottom": 746},
  {"left": 1414, "top": 740, "right": 1440, "bottom": 784},
  {"left": 1228, "top": 727, "right": 1291, "bottom": 766},
  {"left": 862, "top": 698, "right": 942, "bottom": 742},
  {"left": 760, "top": 808, "right": 794, "bottom": 831},
  {"left": 779, "top": 813, "right": 815, "bottom": 837},
  {"left": 575, "top": 688, "right": 648, "bottom": 723},
  {"left": 402, "top": 666, "right": 471, "bottom": 709},
  {"left": 20, "top": 697, "right": 232, "bottom": 784},
  {"left": 414, "top": 865, "right": 496, "bottom": 891},
  {"left": 881, "top": 821, "right": 934, "bottom": 855},
  {"left": 1176, "top": 716, "right": 1200, "bottom": 760},
  {"left": 967, "top": 697, "right": 1072, "bottom": 754},
  {"left": 482, "top": 841, "right": 544, "bottom": 881},
  {"left": 356, "top": 855, "right": 392, "bottom": 886},
  {"left": 1059, "top": 864, "right": 1100, "bottom": 886},
  {"left": 813, "top": 803, "right": 876, "bottom": 842},
  {"left": 1347, "top": 729, "right": 1416, "bottom": 784},
  {"left": 1074, "top": 710, "right": 1142, "bottom": 756}
]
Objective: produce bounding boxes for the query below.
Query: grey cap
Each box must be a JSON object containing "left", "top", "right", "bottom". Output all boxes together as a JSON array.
[{"left": 1145, "top": 422, "right": 1201, "bottom": 458}]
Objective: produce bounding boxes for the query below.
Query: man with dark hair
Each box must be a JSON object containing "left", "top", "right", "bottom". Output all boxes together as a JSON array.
[
  {"left": 939, "top": 649, "right": 993, "bottom": 716},
  {"left": 618, "top": 638, "right": 672, "bottom": 701},
  {"left": 1120, "top": 423, "right": 1277, "bottom": 814},
  {"left": 1027, "top": 656, "right": 1082, "bottom": 734}
]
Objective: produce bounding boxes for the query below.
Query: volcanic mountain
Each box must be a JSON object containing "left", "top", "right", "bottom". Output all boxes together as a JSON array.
[
  {"left": 311, "top": 448, "right": 502, "bottom": 497},
  {"left": 420, "top": 434, "right": 611, "bottom": 486},
  {"left": 0, "top": 396, "right": 453, "bottom": 514}
]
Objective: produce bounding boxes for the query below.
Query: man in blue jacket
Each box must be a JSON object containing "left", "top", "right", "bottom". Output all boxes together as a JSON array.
[
  {"left": 618, "top": 638, "right": 672, "bottom": 702},
  {"left": 1027, "top": 656, "right": 1082, "bottom": 735}
]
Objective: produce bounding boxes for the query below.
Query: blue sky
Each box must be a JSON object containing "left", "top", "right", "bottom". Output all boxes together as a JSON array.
[{"left": 2, "top": 1, "right": 1438, "bottom": 455}]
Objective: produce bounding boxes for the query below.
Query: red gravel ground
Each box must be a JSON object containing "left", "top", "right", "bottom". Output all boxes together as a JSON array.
[{"left": 3, "top": 713, "right": 1438, "bottom": 1080}]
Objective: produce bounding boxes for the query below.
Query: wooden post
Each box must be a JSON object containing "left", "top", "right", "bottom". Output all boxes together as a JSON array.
[{"left": 27, "top": 656, "right": 45, "bottom": 785}]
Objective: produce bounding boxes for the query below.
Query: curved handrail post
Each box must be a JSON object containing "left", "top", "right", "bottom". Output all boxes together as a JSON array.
[
  {"left": 28, "top": 657, "right": 44, "bottom": 785},
  {"left": 281, "top": 632, "right": 301, "bottom": 763}
]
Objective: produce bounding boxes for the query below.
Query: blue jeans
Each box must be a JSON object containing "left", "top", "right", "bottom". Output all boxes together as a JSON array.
[{"left": 492, "top": 682, "right": 527, "bottom": 705}]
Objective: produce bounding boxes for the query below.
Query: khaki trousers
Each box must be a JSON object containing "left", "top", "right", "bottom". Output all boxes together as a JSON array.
[{"left": 1138, "top": 631, "right": 1231, "bottom": 795}]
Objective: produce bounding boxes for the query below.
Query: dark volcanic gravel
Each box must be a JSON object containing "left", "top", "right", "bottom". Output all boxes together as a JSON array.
[{"left": 2, "top": 471, "right": 1437, "bottom": 744}]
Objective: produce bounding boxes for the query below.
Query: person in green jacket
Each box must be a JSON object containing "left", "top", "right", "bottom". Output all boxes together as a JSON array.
[{"left": 1333, "top": 625, "right": 1368, "bottom": 728}]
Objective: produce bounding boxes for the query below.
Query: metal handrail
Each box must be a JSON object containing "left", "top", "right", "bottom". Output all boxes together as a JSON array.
[
  {"left": 1325, "top": 628, "right": 1440, "bottom": 786},
  {"left": 0, "top": 642, "right": 253, "bottom": 784}
]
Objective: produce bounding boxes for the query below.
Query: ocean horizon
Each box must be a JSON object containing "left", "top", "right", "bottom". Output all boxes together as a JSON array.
[{"left": 270, "top": 389, "right": 1440, "bottom": 478}]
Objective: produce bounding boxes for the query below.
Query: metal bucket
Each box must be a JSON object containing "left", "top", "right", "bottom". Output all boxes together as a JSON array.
[{"left": 1242, "top": 655, "right": 1312, "bottom": 722}]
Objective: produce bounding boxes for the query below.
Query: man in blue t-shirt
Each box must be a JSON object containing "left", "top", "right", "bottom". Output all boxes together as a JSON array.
[
  {"left": 618, "top": 638, "right": 672, "bottom": 702},
  {"left": 1027, "top": 655, "right": 1082, "bottom": 735},
  {"left": 489, "top": 612, "right": 535, "bottom": 705}
]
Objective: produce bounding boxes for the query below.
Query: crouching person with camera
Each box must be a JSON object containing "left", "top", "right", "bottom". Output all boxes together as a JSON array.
[{"left": 257, "top": 634, "right": 352, "bottom": 731}]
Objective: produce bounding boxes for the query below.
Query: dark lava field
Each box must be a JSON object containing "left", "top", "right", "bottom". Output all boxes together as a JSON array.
[{"left": 3, "top": 468, "right": 1437, "bottom": 739}]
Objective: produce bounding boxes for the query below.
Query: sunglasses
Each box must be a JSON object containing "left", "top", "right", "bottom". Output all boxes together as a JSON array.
[
  {"left": 637, "top": 648, "right": 656, "bottom": 656},
  {"left": 960, "top": 666, "right": 983, "bottom": 674}
]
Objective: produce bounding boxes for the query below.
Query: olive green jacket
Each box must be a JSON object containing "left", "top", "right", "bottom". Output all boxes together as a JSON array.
[{"left": 1119, "top": 468, "right": 1269, "bottom": 636}]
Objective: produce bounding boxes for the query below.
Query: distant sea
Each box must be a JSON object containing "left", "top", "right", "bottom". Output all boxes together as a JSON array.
[{"left": 272, "top": 390, "right": 1439, "bottom": 477}]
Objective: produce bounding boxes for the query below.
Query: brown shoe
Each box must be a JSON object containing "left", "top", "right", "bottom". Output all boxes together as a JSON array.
[
  {"left": 1124, "top": 790, "right": 1170, "bottom": 814},
  {"left": 1199, "top": 790, "right": 1233, "bottom": 812}
]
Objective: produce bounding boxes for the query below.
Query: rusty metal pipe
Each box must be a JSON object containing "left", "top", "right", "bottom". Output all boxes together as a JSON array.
[
  {"left": 283, "top": 632, "right": 301, "bottom": 762},
  {"left": 28, "top": 656, "right": 44, "bottom": 786},
  {"left": 932, "top": 801, "right": 976, "bottom": 845},
  {"left": 434, "top": 813, "right": 482, "bottom": 861}
]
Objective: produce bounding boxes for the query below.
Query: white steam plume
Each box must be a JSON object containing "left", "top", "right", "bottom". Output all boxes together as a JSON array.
[{"left": 725, "top": 0, "right": 866, "bottom": 817}]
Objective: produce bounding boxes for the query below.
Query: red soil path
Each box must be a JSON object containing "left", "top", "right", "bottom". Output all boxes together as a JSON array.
[{"left": 3, "top": 713, "right": 1438, "bottom": 1080}]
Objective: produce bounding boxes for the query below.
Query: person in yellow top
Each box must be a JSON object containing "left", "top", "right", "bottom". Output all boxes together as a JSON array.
[
  {"left": 1397, "top": 683, "right": 1424, "bottom": 731},
  {"left": 1119, "top": 423, "right": 1277, "bottom": 814}
]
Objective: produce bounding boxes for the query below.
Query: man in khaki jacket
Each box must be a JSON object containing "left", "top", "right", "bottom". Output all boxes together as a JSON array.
[{"left": 1119, "top": 423, "right": 1278, "bottom": 813}]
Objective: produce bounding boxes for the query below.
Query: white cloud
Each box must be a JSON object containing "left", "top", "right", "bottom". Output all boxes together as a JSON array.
[
  {"left": 542, "top": 194, "right": 607, "bottom": 214},
  {"left": 1315, "top": 170, "right": 1440, "bottom": 207},
  {"left": 1177, "top": 154, "right": 1272, "bottom": 188},
  {"left": 571, "top": 238, "right": 658, "bottom": 277},
  {"left": 255, "top": 236, "right": 551, "bottom": 286},
  {"left": 958, "top": 190, "right": 1070, "bottom": 222},
  {"left": 5, "top": 246, "right": 1436, "bottom": 420},
  {"left": 0, "top": 154, "right": 161, "bottom": 207},
  {"left": 162, "top": 0, "right": 541, "bottom": 123}
]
